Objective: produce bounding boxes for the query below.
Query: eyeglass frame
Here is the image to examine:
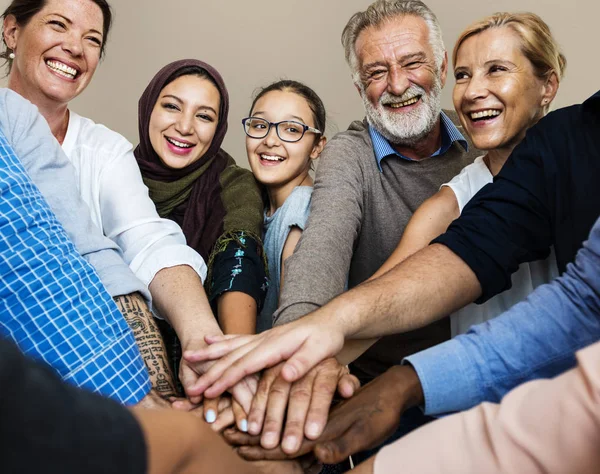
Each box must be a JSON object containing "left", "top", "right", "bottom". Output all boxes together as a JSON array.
[{"left": 241, "top": 117, "right": 322, "bottom": 143}]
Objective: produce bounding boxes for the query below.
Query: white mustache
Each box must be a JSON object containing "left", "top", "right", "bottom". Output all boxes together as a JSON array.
[{"left": 380, "top": 86, "right": 426, "bottom": 106}]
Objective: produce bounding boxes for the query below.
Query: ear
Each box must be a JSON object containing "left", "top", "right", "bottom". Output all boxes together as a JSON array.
[
  {"left": 310, "top": 136, "right": 327, "bottom": 160},
  {"left": 541, "top": 71, "right": 559, "bottom": 108},
  {"left": 3, "top": 15, "right": 20, "bottom": 51},
  {"left": 439, "top": 50, "right": 448, "bottom": 88}
]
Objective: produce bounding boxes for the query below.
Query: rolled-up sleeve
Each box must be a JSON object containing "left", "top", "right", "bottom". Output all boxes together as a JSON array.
[
  {"left": 433, "top": 126, "right": 554, "bottom": 303},
  {"left": 95, "top": 142, "right": 208, "bottom": 286},
  {"left": 407, "top": 215, "right": 600, "bottom": 415}
]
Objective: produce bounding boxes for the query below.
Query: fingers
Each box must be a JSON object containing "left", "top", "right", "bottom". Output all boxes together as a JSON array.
[
  {"left": 247, "top": 368, "right": 277, "bottom": 435},
  {"left": 260, "top": 376, "right": 292, "bottom": 450},
  {"left": 223, "top": 428, "right": 262, "bottom": 447},
  {"left": 279, "top": 336, "right": 343, "bottom": 383},
  {"left": 314, "top": 420, "right": 365, "bottom": 465},
  {"left": 203, "top": 397, "right": 220, "bottom": 424},
  {"left": 337, "top": 373, "right": 361, "bottom": 399},
  {"left": 302, "top": 363, "right": 339, "bottom": 441},
  {"left": 170, "top": 398, "right": 200, "bottom": 412},
  {"left": 232, "top": 398, "right": 248, "bottom": 433},
  {"left": 183, "top": 334, "right": 257, "bottom": 363},
  {"left": 230, "top": 374, "right": 259, "bottom": 414},
  {"left": 237, "top": 445, "right": 292, "bottom": 462},
  {"left": 211, "top": 406, "right": 235, "bottom": 432},
  {"left": 179, "top": 362, "right": 202, "bottom": 405},
  {"left": 280, "top": 370, "right": 316, "bottom": 454}
]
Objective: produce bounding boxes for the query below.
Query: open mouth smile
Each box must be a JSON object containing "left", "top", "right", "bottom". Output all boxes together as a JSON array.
[
  {"left": 385, "top": 95, "right": 421, "bottom": 109},
  {"left": 469, "top": 109, "right": 502, "bottom": 122},
  {"left": 46, "top": 60, "right": 79, "bottom": 80}
]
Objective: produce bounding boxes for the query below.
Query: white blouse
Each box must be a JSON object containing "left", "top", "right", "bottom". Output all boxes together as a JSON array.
[
  {"left": 442, "top": 156, "right": 559, "bottom": 336},
  {"left": 61, "top": 111, "right": 207, "bottom": 288}
]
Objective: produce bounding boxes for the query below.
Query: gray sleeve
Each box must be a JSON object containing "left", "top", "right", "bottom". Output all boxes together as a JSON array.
[
  {"left": 273, "top": 135, "right": 365, "bottom": 325},
  {"left": 0, "top": 89, "right": 148, "bottom": 301}
]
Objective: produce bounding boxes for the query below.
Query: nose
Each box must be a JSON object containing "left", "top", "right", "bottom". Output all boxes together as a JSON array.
[
  {"left": 62, "top": 33, "right": 83, "bottom": 57},
  {"left": 387, "top": 66, "right": 410, "bottom": 97},
  {"left": 463, "top": 73, "right": 488, "bottom": 102},
  {"left": 175, "top": 113, "right": 194, "bottom": 135},
  {"left": 263, "top": 123, "right": 280, "bottom": 147}
]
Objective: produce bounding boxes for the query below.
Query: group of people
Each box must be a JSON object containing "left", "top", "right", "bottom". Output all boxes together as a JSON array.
[{"left": 0, "top": 0, "right": 598, "bottom": 473}]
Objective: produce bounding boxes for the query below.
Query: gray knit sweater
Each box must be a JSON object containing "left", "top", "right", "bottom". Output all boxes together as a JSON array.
[{"left": 274, "top": 114, "right": 479, "bottom": 381}]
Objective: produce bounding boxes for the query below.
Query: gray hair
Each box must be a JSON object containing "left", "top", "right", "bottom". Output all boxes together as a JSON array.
[{"left": 341, "top": 0, "right": 446, "bottom": 84}]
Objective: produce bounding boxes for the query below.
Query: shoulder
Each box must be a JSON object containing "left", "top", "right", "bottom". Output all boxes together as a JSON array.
[
  {"left": 0, "top": 89, "right": 41, "bottom": 137},
  {"left": 277, "top": 186, "right": 313, "bottom": 230},
  {"left": 68, "top": 112, "right": 133, "bottom": 158}
]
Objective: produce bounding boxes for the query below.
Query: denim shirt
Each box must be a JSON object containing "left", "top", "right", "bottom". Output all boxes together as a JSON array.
[{"left": 406, "top": 215, "right": 600, "bottom": 415}]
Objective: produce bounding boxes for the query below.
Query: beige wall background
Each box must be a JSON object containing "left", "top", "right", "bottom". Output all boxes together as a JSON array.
[{"left": 1, "top": 0, "right": 597, "bottom": 168}]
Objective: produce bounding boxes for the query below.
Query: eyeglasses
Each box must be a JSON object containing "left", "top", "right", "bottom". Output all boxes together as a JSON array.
[{"left": 242, "top": 117, "right": 322, "bottom": 143}]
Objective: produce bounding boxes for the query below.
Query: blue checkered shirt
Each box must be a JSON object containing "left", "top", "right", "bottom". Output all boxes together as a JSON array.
[
  {"left": 0, "top": 130, "right": 150, "bottom": 405},
  {"left": 369, "top": 111, "right": 468, "bottom": 172}
]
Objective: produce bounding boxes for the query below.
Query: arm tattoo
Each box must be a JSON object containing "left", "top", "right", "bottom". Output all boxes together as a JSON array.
[{"left": 114, "top": 293, "right": 178, "bottom": 398}]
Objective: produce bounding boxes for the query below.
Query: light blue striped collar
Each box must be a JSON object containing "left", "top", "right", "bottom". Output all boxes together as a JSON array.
[{"left": 369, "top": 111, "right": 468, "bottom": 172}]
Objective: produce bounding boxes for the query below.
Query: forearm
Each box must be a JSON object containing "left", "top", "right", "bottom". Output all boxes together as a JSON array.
[
  {"left": 336, "top": 339, "right": 378, "bottom": 365},
  {"left": 218, "top": 291, "right": 257, "bottom": 334},
  {"left": 149, "top": 265, "right": 222, "bottom": 348},
  {"left": 132, "top": 407, "right": 256, "bottom": 474},
  {"left": 320, "top": 244, "right": 481, "bottom": 340},
  {"left": 114, "top": 293, "right": 177, "bottom": 398}
]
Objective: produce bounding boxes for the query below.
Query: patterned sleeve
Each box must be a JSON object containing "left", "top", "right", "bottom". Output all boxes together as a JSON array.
[{"left": 208, "top": 231, "right": 268, "bottom": 311}]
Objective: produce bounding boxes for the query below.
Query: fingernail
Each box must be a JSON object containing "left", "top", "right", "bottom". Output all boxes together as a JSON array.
[
  {"left": 263, "top": 433, "right": 278, "bottom": 448},
  {"left": 205, "top": 410, "right": 216, "bottom": 423},
  {"left": 306, "top": 422, "right": 321, "bottom": 438},
  {"left": 248, "top": 422, "right": 260, "bottom": 435},
  {"left": 282, "top": 436, "right": 298, "bottom": 452},
  {"left": 240, "top": 419, "right": 248, "bottom": 432}
]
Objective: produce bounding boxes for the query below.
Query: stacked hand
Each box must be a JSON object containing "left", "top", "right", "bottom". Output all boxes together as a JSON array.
[{"left": 224, "top": 365, "right": 423, "bottom": 464}]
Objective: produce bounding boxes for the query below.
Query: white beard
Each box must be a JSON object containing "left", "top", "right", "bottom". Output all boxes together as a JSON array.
[{"left": 362, "top": 78, "right": 443, "bottom": 146}]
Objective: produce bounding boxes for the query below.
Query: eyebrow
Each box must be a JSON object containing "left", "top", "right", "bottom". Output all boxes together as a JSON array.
[
  {"left": 252, "top": 111, "right": 307, "bottom": 124},
  {"left": 483, "top": 59, "right": 516, "bottom": 68},
  {"left": 49, "top": 13, "right": 103, "bottom": 37},
  {"left": 161, "top": 94, "right": 218, "bottom": 114}
]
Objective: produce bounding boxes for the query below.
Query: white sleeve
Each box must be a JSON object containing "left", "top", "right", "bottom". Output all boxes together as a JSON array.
[{"left": 95, "top": 139, "right": 207, "bottom": 286}]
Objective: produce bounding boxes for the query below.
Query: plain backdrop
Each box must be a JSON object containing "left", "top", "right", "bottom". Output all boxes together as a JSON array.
[{"left": 1, "top": 0, "right": 597, "bottom": 169}]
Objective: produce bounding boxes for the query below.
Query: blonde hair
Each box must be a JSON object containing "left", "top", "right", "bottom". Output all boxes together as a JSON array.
[{"left": 453, "top": 12, "right": 566, "bottom": 86}]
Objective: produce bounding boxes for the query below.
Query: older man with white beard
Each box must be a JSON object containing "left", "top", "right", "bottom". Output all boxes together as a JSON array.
[{"left": 258, "top": 0, "right": 477, "bottom": 452}]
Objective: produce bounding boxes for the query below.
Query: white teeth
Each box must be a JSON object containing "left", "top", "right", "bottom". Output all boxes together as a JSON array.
[
  {"left": 46, "top": 60, "right": 77, "bottom": 78},
  {"left": 388, "top": 96, "right": 420, "bottom": 108},
  {"left": 260, "top": 154, "right": 285, "bottom": 162},
  {"left": 470, "top": 109, "right": 501, "bottom": 120},
  {"left": 166, "top": 137, "right": 193, "bottom": 148}
]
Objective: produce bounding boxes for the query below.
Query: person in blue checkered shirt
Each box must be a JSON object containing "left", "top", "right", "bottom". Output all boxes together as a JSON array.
[{"left": 0, "top": 95, "right": 151, "bottom": 405}]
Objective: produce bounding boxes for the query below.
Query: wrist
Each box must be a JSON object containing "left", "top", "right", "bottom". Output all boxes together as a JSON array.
[{"left": 384, "top": 364, "right": 424, "bottom": 411}]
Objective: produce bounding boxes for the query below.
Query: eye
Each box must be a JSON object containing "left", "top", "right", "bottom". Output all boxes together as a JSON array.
[
  {"left": 48, "top": 20, "right": 67, "bottom": 30},
  {"left": 85, "top": 36, "right": 102, "bottom": 47},
  {"left": 369, "top": 69, "right": 386, "bottom": 79},
  {"left": 489, "top": 64, "right": 508, "bottom": 74},
  {"left": 196, "top": 113, "right": 214, "bottom": 122},
  {"left": 251, "top": 121, "right": 267, "bottom": 130},
  {"left": 162, "top": 102, "right": 180, "bottom": 111},
  {"left": 404, "top": 61, "right": 421, "bottom": 69},
  {"left": 454, "top": 71, "right": 469, "bottom": 81}
]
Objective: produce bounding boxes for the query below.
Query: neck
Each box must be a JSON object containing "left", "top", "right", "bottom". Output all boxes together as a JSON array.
[
  {"left": 391, "top": 117, "right": 442, "bottom": 161},
  {"left": 483, "top": 147, "right": 512, "bottom": 176},
  {"left": 266, "top": 171, "right": 312, "bottom": 216},
  {"left": 8, "top": 80, "right": 70, "bottom": 144}
]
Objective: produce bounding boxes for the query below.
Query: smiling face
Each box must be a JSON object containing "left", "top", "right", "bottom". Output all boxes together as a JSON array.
[
  {"left": 246, "top": 89, "right": 324, "bottom": 190},
  {"left": 4, "top": 0, "right": 104, "bottom": 107},
  {"left": 453, "top": 27, "right": 549, "bottom": 153},
  {"left": 355, "top": 14, "right": 446, "bottom": 145},
  {"left": 149, "top": 74, "right": 220, "bottom": 169}
]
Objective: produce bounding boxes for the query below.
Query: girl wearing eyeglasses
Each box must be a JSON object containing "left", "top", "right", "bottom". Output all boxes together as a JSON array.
[{"left": 244, "top": 80, "right": 327, "bottom": 332}]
